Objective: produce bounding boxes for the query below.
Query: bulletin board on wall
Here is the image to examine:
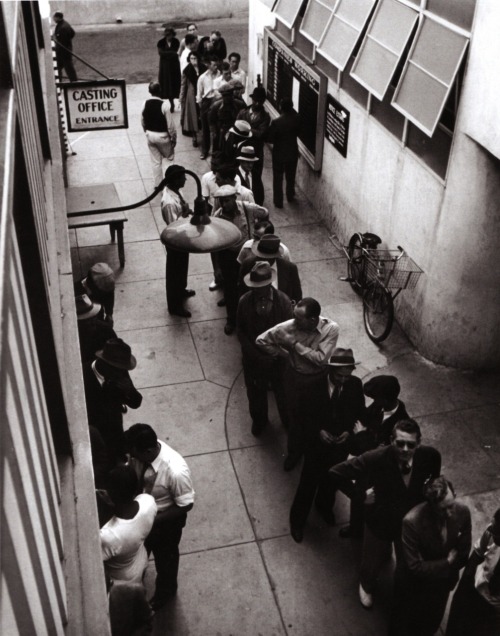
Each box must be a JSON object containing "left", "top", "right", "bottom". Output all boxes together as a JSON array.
[{"left": 263, "top": 28, "right": 326, "bottom": 171}]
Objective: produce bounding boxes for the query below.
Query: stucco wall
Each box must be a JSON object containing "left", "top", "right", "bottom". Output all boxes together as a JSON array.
[
  {"left": 250, "top": 0, "right": 500, "bottom": 369},
  {"left": 52, "top": 0, "right": 248, "bottom": 25}
]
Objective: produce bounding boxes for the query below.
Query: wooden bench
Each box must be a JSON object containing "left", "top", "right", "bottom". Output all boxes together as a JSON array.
[{"left": 66, "top": 184, "right": 128, "bottom": 267}]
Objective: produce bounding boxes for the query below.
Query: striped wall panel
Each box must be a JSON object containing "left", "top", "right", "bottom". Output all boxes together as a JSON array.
[{"left": 1, "top": 214, "right": 67, "bottom": 634}]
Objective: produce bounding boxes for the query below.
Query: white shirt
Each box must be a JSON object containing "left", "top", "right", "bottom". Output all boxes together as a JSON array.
[
  {"left": 140, "top": 97, "right": 176, "bottom": 140},
  {"left": 179, "top": 48, "right": 191, "bottom": 72},
  {"left": 100, "top": 494, "right": 157, "bottom": 583},
  {"left": 161, "top": 186, "right": 187, "bottom": 225},
  {"left": 196, "top": 69, "right": 221, "bottom": 103},
  {"left": 231, "top": 68, "right": 247, "bottom": 94},
  {"left": 474, "top": 529, "right": 500, "bottom": 607},
  {"left": 200, "top": 171, "right": 243, "bottom": 205},
  {"left": 131, "top": 440, "right": 195, "bottom": 513}
]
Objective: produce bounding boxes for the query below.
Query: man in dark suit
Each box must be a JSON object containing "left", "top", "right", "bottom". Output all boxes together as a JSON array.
[
  {"left": 390, "top": 477, "right": 471, "bottom": 636},
  {"left": 267, "top": 98, "right": 300, "bottom": 208},
  {"left": 330, "top": 419, "right": 441, "bottom": 609},
  {"left": 339, "top": 374, "right": 410, "bottom": 539},
  {"left": 238, "top": 234, "right": 302, "bottom": 304},
  {"left": 236, "top": 146, "right": 264, "bottom": 205},
  {"left": 53, "top": 11, "right": 78, "bottom": 82},
  {"left": 83, "top": 338, "right": 142, "bottom": 465},
  {"left": 236, "top": 261, "right": 294, "bottom": 436},
  {"left": 289, "top": 348, "right": 365, "bottom": 543}
]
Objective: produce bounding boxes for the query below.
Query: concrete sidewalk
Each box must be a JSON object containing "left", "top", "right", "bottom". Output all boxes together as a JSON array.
[{"left": 68, "top": 83, "right": 500, "bottom": 635}]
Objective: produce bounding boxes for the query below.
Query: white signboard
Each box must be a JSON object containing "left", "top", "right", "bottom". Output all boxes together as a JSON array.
[{"left": 62, "top": 80, "right": 128, "bottom": 131}]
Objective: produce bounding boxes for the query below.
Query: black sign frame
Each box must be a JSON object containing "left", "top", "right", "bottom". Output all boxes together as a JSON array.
[
  {"left": 62, "top": 79, "right": 129, "bottom": 132},
  {"left": 263, "top": 28, "right": 326, "bottom": 171},
  {"left": 325, "top": 94, "right": 350, "bottom": 158}
]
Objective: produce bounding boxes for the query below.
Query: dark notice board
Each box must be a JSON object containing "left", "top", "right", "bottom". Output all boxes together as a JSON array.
[
  {"left": 325, "top": 94, "right": 350, "bottom": 158},
  {"left": 265, "top": 30, "right": 325, "bottom": 170}
]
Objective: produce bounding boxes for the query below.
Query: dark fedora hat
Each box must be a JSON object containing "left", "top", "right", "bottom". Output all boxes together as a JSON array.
[
  {"left": 251, "top": 234, "right": 284, "bottom": 259},
  {"left": 96, "top": 338, "right": 137, "bottom": 370},
  {"left": 164, "top": 164, "right": 186, "bottom": 183},
  {"left": 243, "top": 261, "right": 277, "bottom": 288},
  {"left": 236, "top": 146, "right": 259, "bottom": 162},
  {"left": 328, "top": 347, "right": 359, "bottom": 367},
  {"left": 249, "top": 86, "right": 267, "bottom": 102},
  {"left": 364, "top": 375, "right": 400, "bottom": 400},
  {"left": 75, "top": 294, "right": 101, "bottom": 320}
]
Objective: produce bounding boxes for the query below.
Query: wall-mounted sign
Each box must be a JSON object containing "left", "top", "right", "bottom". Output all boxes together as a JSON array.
[
  {"left": 62, "top": 79, "right": 128, "bottom": 132},
  {"left": 325, "top": 94, "right": 350, "bottom": 158},
  {"left": 264, "top": 28, "right": 326, "bottom": 171}
]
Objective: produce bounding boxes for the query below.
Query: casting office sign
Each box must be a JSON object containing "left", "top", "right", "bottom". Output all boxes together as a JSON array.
[
  {"left": 62, "top": 79, "right": 128, "bottom": 131},
  {"left": 325, "top": 94, "right": 349, "bottom": 158}
]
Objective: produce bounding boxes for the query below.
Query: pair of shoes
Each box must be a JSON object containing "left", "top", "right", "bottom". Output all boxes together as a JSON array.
[
  {"left": 358, "top": 583, "right": 373, "bottom": 609},
  {"left": 315, "top": 502, "right": 336, "bottom": 526},
  {"left": 209, "top": 279, "right": 220, "bottom": 291},
  {"left": 224, "top": 322, "right": 235, "bottom": 335},
  {"left": 200, "top": 153, "right": 207, "bottom": 160},
  {"left": 169, "top": 307, "right": 191, "bottom": 318},
  {"left": 339, "top": 525, "right": 363, "bottom": 539},
  {"left": 290, "top": 525, "right": 304, "bottom": 543},
  {"left": 217, "top": 297, "right": 226, "bottom": 307},
  {"left": 283, "top": 455, "right": 299, "bottom": 471},
  {"left": 183, "top": 288, "right": 196, "bottom": 298},
  {"left": 251, "top": 421, "right": 267, "bottom": 436}
]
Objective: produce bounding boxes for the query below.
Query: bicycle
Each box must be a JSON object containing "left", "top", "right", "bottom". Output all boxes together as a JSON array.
[{"left": 341, "top": 232, "right": 423, "bottom": 343}]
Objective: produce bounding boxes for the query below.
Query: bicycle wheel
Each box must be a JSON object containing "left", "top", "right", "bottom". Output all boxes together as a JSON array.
[
  {"left": 347, "top": 233, "right": 365, "bottom": 294},
  {"left": 363, "top": 282, "right": 394, "bottom": 343}
]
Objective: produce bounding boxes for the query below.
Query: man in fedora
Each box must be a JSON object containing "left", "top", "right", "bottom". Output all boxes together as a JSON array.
[
  {"left": 213, "top": 184, "right": 268, "bottom": 334},
  {"left": 160, "top": 164, "right": 196, "bottom": 318},
  {"left": 237, "top": 86, "right": 271, "bottom": 176},
  {"left": 236, "top": 261, "right": 294, "bottom": 436},
  {"left": 74, "top": 261, "right": 116, "bottom": 325},
  {"left": 267, "top": 98, "right": 300, "bottom": 208},
  {"left": 256, "top": 297, "right": 340, "bottom": 471},
  {"left": 289, "top": 348, "right": 365, "bottom": 542},
  {"left": 223, "top": 119, "right": 253, "bottom": 164},
  {"left": 237, "top": 219, "right": 291, "bottom": 265},
  {"left": 83, "top": 338, "right": 143, "bottom": 465},
  {"left": 236, "top": 146, "right": 264, "bottom": 205},
  {"left": 238, "top": 234, "right": 302, "bottom": 305},
  {"left": 76, "top": 293, "right": 116, "bottom": 364}
]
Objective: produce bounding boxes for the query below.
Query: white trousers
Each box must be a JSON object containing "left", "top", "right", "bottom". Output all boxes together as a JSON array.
[{"left": 145, "top": 130, "right": 174, "bottom": 186}]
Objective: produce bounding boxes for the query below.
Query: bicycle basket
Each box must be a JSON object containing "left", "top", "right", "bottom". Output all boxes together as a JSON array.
[{"left": 365, "top": 250, "right": 423, "bottom": 290}]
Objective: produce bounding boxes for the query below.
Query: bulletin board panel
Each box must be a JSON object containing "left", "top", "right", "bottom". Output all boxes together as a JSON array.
[{"left": 263, "top": 28, "right": 327, "bottom": 171}]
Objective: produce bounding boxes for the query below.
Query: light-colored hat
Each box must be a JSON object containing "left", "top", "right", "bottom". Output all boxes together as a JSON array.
[
  {"left": 229, "top": 120, "right": 252, "bottom": 138},
  {"left": 214, "top": 184, "right": 237, "bottom": 197},
  {"left": 76, "top": 294, "right": 101, "bottom": 320},
  {"left": 327, "top": 347, "right": 359, "bottom": 367},
  {"left": 87, "top": 262, "right": 115, "bottom": 292},
  {"left": 228, "top": 79, "right": 244, "bottom": 90},
  {"left": 243, "top": 261, "right": 277, "bottom": 288},
  {"left": 218, "top": 83, "right": 234, "bottom": 95},
  {"left": 236, "top": 146, "right": 259, "bottom": 162}
]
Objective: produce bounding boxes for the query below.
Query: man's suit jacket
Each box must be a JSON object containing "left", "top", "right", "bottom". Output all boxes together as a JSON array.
[
  {"left": 237, "top": 166, "right": 264, "bottom": 206},
  {"left": 267, "top": 110, "right": 300, "bottom": 161},
  {"left": 315, "top": 375, "right": 365, "bottom": 438},
  {"left": 401, "top": 501, "right": 471, "bottom": 589},
  {"left": 330, "top": 444, "right": 442, "bottom": 541},
  {"left": 238, "top": 256, "right": 302, "bottom": 304},
  {"left": 351, "top": 399, "right": 410, "bottom": 455}
]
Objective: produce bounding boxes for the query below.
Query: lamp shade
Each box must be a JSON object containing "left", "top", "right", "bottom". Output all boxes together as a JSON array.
[{"left": 161, "top": 214, "right": 242, "bottom": 253}]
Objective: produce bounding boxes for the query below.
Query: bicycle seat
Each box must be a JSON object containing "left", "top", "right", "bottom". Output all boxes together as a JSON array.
[{"left": 362, "top": 232, "right": 382, "bottom": 248}]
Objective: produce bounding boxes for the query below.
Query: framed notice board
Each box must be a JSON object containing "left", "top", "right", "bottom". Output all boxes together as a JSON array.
[{"left": 263, "top": 28, "right": 326, "bottom": 171}]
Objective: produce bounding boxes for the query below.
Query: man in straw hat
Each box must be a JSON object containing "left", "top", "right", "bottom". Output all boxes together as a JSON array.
[
  {"left": 238, "top": 234, "right": 302, "bottom": 304},
  {"left": 83, "top": 338, "right": 142, "bottom": 464},
  {"left": 75, "top": 262, "right": 116, "bottom": 325},
  {"left": 213, "top": 184, "right": 268, "bottom": 334},
  {"left": 289, "top": 347, "right": 364, "bottom": 543},
  {"left": 160, "top": 164, "right": 196, "bottom": 318},
  {"left": 222, "top": 118, "right": 253, "bottom": 164},
  {"left": 75, "top": 293, "right": 116, "bottom": 364},
  {"left": 236, "top": 86, "right": 270, "bottom": 176},
  {"left": 256, "top": 297, "right": 340, "bottom": 471},
  {"left": 236, "top": 145, "right": 264, "bottom": 205},
  {"left": 236, "top": 261, "right": 294, "bottom": 436}
]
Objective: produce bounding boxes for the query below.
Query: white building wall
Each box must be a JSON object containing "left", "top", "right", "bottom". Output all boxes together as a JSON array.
[{"left": 249, "top": 0, "right": 500, "bottom": 369}]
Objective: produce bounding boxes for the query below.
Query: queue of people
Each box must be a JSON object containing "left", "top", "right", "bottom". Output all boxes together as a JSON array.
[{"left": 68, "top": 19, "right": 500, "bottom": 636}]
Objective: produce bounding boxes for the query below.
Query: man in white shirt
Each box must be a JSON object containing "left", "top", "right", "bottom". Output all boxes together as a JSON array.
[
  {"left": 141, "top": 82, "right": 177, "bottom": 186},
  {"left": 179, "top": 33, "right": 199, "bottom": 71},
  {"left": 126, "top": 424, "right": 195, "bottom": 611},
  {"left": 100, "top": 465, "right": 157, "bottom": 584},
  {"left": 228, "top": 52, "right": 247, "bottom": 95},
  {"left": 196, "top": 56, "right": 221, "bottom": 159}
]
